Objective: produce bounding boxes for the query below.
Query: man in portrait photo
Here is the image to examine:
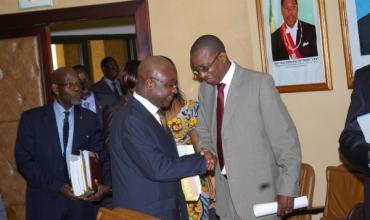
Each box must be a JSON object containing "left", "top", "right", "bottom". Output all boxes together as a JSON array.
[
  {"left": 356, "top": 0, "right": 370, "bottom": 56},
  {"left": 271, "top": 0, "right": 318, "bottom": 61}
]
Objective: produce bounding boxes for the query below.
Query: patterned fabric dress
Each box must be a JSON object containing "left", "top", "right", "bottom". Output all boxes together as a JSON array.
[{"left": 167, "top": 100, "right": 213, "bottom": 220}]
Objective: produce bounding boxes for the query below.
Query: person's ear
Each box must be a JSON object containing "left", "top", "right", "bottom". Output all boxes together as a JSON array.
[
  {"left": 145, "top": 78, "right": 154, "bottom": 89},
  {"left": 51, "top": 84, "right": 59, "bottom": 96},
  {"left": 218, "top": 52, "right": 228, "bottom": 64}
]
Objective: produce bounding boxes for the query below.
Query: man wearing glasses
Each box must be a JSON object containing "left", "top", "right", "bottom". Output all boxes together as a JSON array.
[
  {"left": 190, "top": 35, "right": 302, "bottom": 220},
  {"left": 15, "top": 67, "right": 111, "bottom": 220}
]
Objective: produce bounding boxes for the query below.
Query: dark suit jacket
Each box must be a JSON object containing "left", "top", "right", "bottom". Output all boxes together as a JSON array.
[
  {"left": 339, "top": 65, "right": 370, "bottom": 220},
  {"left": 109, "top": 97, "right": 207, "bottom": 220},
  {"left": 358, "top": 13, "right": 370, "bottom": 55},
  {"left": 91, "top": 79, "right": 121, "bottom": 127},
  {"left": 271, "top": 20, "right": 318, "bottom": 61},
  {"left": 15, "top": 104, "right": 110, "bottom": 220},
  {"left": 102, "top": 97, "right": 128, "bottom": 146}
]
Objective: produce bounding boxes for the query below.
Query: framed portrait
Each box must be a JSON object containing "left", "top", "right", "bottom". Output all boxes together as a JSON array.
[
  {"left": 256, "top": 0, "right": 332, "bottom": 93},
  {"left": 339, "top": 0, "right": 370, "bottom": 88}
]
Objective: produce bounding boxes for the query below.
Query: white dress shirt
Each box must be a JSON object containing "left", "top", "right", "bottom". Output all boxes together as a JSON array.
[{"left": 133, "top": 92, "right": 161, "bottom": 125}]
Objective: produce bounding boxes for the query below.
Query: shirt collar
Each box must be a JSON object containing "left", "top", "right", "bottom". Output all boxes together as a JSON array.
[
  {"left": 285, "top": 20, "right": 298, "bottom": 33},
  {"left": 133, "top": 92, "right": 159, "bottom": 116},
  {"left": 220, "top": 61, "right": 235, "bottom": 86},
  {"left": 53, "top": 100, "right": 74, "bottom": 115}
]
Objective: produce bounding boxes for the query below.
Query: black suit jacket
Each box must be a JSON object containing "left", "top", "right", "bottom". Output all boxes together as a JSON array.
[
  {"left": 358, "top": 13, "right": 370, "bottom": 55},
  {"left": 339, "top": 65, "right": 370, "bottom": 220},
  {"left": 109, "top": 97, "right": 207, "bottom": 220},
  {"left": 271, "top": 20, "right": 318, "bottom": 61},
  {"left": 15, "top": 104, "right": 110, "bottom": 220},
  {"left": 91, "top": 79, "right": 121, "bottom": 127}
]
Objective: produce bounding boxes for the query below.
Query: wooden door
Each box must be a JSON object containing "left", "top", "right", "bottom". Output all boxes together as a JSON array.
[{"left": 0, "top": 26, "right": 52, "bottom": 220}]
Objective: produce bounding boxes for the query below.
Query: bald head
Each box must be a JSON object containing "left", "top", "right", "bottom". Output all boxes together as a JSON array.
[
  {"left": 136, "top": 56, "right": 178, "bottom": 108},
  {"left": 190, "top": 35, "right": 226, "bottom": 56},
  {"left": 51, "top": 67, "right": 82, "bottom": 109},
  {"left": 51, "top": 67, "right": 77, "bottom": 84}
]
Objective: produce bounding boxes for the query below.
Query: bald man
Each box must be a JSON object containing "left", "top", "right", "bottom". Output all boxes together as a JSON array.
[
  {"left": 15, "top": 67, "right": 111, "bottom": 220},
  {"left": 109, "top": 56, "right": 216, "bottom": 220}
]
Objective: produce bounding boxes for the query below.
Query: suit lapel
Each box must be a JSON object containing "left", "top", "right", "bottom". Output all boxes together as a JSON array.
[
  {"left": 43, "top": 104, "right": 63, "bottom": 156},
  {"left": 223, "top": 64, "right": 243, "bottom": 127},
  {"left": 131, "top": 98, "right": 177, "bottom": 155}
]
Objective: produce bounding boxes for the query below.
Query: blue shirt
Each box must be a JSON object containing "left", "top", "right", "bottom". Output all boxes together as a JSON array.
[{"left": 53, "top": 101, "right": 75, "bottom": 175}]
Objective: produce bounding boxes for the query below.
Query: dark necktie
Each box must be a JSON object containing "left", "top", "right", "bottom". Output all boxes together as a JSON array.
[
  {"left": 112, "top": 81, "right": 120, "bottom": 96},
  {"left": 63, "top": 111, "right": 70, "bottom": 157},
  {"left": 217, "top": 83, "right": 226, "bottom": 169}
]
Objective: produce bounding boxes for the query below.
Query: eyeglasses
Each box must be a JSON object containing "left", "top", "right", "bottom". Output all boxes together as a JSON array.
[
  {"left": 150, "top": 77, "right": 177, "bottom": 89},
  {"left": 57, "top": 81, "right": 82, "bottom": 90},
  {"left": 192, "top": 52, "right": 221, "bottom": 76}
]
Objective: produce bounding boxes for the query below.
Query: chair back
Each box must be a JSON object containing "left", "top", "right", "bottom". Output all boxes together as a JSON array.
[
  {"left": 321, "top": 165, "right": 364, "bottom": 220},
  {"left": 346, "top": 203, "right": 364, "bottom": 220},
  {"left": 288, "top": 163, "right": 315, "bottom": 220},
  {"left": 96, "top": 207, "right": 160, "bottom": 220}
]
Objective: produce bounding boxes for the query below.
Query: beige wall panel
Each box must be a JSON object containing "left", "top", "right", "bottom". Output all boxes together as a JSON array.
[
  {"left": 63, "top": 43, "right": 80, "bottom": 67},
  {"left": 55, "top": 44, "right": 66, "bottom": 68},
  {"left": 0, "top": 122, "right": 26, "bottom": 220},
  {"left": 89, "top": 40, "right": 105, "bottom": 83},
  {"left": 148, "top": 0, "right": 256, "bottom": 99},
  {"left": 0, "top": 36, "right": 43, "bottom": 121},
  {"left": 104, "top": 39, "right": 126, "bottom": 71}
]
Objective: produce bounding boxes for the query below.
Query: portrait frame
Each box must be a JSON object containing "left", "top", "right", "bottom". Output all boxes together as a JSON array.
[
  {"left": 339, "top": 0, "right": 370, "bottom": 89},
  {"left": 256, "top": 0, "right": 332, "bottom": 93}
]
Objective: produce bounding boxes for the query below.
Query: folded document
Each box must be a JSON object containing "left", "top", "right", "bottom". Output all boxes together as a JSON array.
[
  {"left": 253, "top": 196, "right": 308, "bottom": 217},
  {"left": 177, "top": 145, "right": 202, "bottom": 202}
]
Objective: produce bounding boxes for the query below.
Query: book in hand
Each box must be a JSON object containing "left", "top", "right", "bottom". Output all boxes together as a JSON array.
[
  {"left": 177, "top": 145, "right": 202, "bottom": 202},
  {"left": 69, "top": 150, "right": 102, "bottom": 198}
]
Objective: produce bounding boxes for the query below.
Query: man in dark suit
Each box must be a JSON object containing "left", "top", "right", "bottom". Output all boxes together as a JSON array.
[
  {"left": 339, "top": 64, "right": 370, "bottom": 220},
  {"left": 109, "top": 56, "right": 216, "bottom": 220},
  {"left": 271, "top": 0, "right": 318, "bottom": 61},
  {"left": 358, "top": 13, "right": 370, "bottom": 55},
  {"left": 90, "top": 57, "right": 122, "bottom": 125},
  {"left": 74, "top": 65, "right": 116, "bottom": 127},
  {"left": 15, "top": 67, "right": 111, "bottom": 220}
]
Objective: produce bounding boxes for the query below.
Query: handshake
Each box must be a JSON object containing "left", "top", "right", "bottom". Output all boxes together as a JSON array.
[{"left": 198, "top": 148, "right": 217, "bottom": 171}]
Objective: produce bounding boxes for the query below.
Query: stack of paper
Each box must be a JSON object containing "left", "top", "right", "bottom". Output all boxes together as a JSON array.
[
  {"left": 69, "top": 150, "right": 100, "bottom": 197},
  {"left": 177, "top": 145, "right": 202, "bottom": 202}
]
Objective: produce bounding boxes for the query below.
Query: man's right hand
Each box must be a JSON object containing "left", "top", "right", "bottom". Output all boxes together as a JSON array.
[
  {"left": 199, "top": 148, "right": 217, "bottom": 171},
  {"left": 60, "top": 183, "right": 77, "bottom": 200}
]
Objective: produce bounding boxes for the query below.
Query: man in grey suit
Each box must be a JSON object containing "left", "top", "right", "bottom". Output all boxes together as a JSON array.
[{"left": 190, "top": 35, "right": 302, "bottom": 220}]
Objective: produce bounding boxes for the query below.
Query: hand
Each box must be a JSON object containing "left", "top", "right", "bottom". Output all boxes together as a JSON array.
[
  {"left": 276, "top": 195, "right": 294, "bottom": 217},
  {"left": 60, "top": 183, "right": 78, "bottom": 200},
  {"left": 199, "top": 148, "right": 217, "bottom": 171},
  {"left": 82, "top": 179, "right": 111, "bottom": 202}
]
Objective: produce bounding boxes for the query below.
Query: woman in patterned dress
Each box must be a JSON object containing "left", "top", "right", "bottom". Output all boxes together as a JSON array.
[{"left": 164, "top": 89, "right": 216, "bottom": 220}]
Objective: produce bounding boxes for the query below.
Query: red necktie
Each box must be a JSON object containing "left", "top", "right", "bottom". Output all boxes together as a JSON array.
[{"left": 217, "top": 83, "right": 226, "bottom": 169}]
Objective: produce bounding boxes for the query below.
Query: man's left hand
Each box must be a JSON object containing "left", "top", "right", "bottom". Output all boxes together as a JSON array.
[
  {"left": 82, "top": 179, "right": 111, "bottom": 202},
  {"left": 276, "top": 194, "right": 294, "bottom": 217}
]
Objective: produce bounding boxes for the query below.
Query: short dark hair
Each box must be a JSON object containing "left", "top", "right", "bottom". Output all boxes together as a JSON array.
[
  {"left": 101, "top": 57, "right": 116, "bottom": 68},
  {"left": 190, "top": 34, "right": 226, "bottom": 56},
  {"left": 121, "top": 60, "right": 140, "bottom": 95},
  {"left": 281, "top": 0, "right": 298, "bottom": 7}
]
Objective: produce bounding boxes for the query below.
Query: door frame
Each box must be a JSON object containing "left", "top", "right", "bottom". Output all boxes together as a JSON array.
[{"left": 0, "top": 0, "right": 152, "bottom": 103}]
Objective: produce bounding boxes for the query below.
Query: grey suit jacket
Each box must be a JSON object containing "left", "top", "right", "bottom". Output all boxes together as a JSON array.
[{"left": 196, "top": 63, "right": 301, "bottom": 220}]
